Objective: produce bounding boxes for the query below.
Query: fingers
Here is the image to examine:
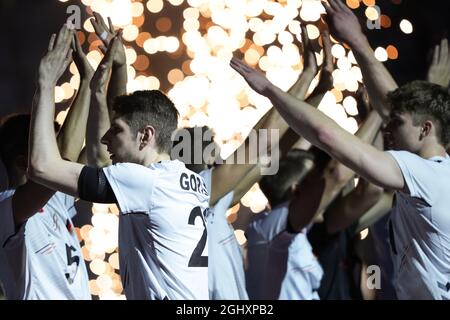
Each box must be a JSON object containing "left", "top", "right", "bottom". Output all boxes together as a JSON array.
[
  {"left": 232, "top": 57, "right": 253, "bottom": 72},
  {"left": 65, "top": 49, "right": 73, "bottom": 65},
  {"left": 321, "top": 30, "right": 333, "bottom": 70},
  {"left": 328, "top": 0, "right": 341, "bottom": 12},
  {"left": 334, "top": 0, "right": 351, "bottom": 12},
  {"left": 71, "top": 34, "right": 77, "bottom": 52},
  {"left": 48, "top": 34, "right": 56, "bottom": 51},
  {"left": 73, "top": 32, "right": 84, "bottom": 54},
  {"left": 55, "top": 24, "right": 69, "bottom": 49},
  {"left": 440, "top": 38, "right": 448, "bottom": 62},
  {"left": 322, "top": 0, "right": 334, "bottom": 15},
  {"left": 90, "top": 17, "right": 101, "bottom": 34},
  {"left": 300, "top": 24, "right": 309, "bottom": 48},
  {"left": 99, "top": 45, "right": 107, "bottom": 54},
  {"left": 93, "top": 12, "right": 108, "bottom": 30},
  {"left": 108, "top": 17, "right": 114, "bottom": 33},
  {"left": 432, "top": 44, "right": 439, "bottom": 65},
  {"left": 229, "top": 57, "right": 248, "bottom": 75},
  {"left": 300, "top": 25, "right": 314, "bottom": 59},
  {"left": 100, "top": 32, "right": 123, "bottom": 68}
]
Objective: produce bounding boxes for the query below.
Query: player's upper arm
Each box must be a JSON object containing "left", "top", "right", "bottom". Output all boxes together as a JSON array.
[
  {"left": 322, "top": 129, "right": 405, "bottom": 191},
  {"left": 28, "top": 159, "right": 84, "bottom": 198}
]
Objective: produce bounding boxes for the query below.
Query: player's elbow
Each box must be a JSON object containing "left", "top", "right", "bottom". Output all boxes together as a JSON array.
[{"left": 27, "top": 158, "right": 52, "bottom": 183}]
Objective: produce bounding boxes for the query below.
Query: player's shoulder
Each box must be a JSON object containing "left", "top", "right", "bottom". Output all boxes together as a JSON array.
[
  {"left": 387, "top": 150, "right": 448, "bottom": 165},
  {"left": 103, "top": 162, "right": 155, "bottom": 180}
]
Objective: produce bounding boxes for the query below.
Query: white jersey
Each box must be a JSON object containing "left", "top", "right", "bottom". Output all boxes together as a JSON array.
[
  {"left": 246, "top": 202, "right": 323, "bottom": 300},
  {"left": 0, "top": 190, "right": 90, "bottom": 300},
  {"left": 199, "top": 169, "right": 248, "bottom": 300},
  {"left": 103, "top": 160, "right": 209, "bottom": 300},
  {"left": 387, "top": 151, "right": 450, "bottom": 300}
]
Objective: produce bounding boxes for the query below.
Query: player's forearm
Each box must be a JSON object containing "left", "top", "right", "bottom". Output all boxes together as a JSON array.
[
  {"left": 56, "top": 78, "right": 91, "bottom": 162},
  {"left": 349, "top": 36, "right": 398, "bottom": 122},
  {"left": 29, "top": 83, "right": 64, "bottom": 182},
  {"left": 265, "top": 83, "right": 342, "bottom": 152},
  {"left": 288, "top": 69, "right": 315, "bottom": 99},
  {"left": 355, "top": 191, "right": 393, "bottom": 233},
  {"left": 107, "top": 64, "right": 127, "bottom": 116},
  {"left": 326, "top": 180, "right": 384, "bottom": 234},
  {"left": 354, "top": 110, "right": 383, "bottom": 143},
  {"left": 86, "top": 92, "right": 112, "bottom": 167}
]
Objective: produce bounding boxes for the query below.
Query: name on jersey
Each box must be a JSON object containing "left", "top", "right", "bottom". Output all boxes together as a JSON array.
[{"left": 179, "top": 173, "right": 208, "bottom": 196}]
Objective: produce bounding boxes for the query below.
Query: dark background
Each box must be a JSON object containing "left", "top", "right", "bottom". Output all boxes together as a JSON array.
[{"left": 0, "top": 0, "right": 449, "bottom": 118}]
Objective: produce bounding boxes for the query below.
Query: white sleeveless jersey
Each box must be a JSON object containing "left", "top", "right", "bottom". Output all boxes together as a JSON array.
[
  {"left": 0, "top": 190, "right": 90, "bottom": 300},
  {"left": 103, "top": 160, "right": 210, "bottom": 300},
  {"left": 246, "top": 202, "right": 323, "bottom": 300},
  {"left": 199, "top": 169, "right": 248, "bottom": 300},
  {"left": 387, "top": 151, "right": 450, "bottom": 300}
]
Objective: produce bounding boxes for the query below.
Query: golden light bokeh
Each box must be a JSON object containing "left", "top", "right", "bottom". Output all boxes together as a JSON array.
[{"left": 54, "top": 0, "right": 407, "bottom": 299}]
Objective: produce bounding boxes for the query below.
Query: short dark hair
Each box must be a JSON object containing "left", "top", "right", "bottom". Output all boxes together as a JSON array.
[
  {"left": 112, "top": 90, "right": 179, "bottom": 153},
  {"left": 0, "top": 114, "right": 60, "bottom": 171},
  {"left": 388, "top": 80, "right": 450, "bottom": 146},
  {"left": 259, "top": 149, "right": 315, "bottom": 207}
]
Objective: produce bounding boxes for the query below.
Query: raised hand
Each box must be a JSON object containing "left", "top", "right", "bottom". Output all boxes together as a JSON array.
[
  {"left": 71, "top": 32, "right": 94, "bottom": 80},
  {"left": 38, "top": 25, "right": 73, "bottom": 86},
  {"left": 230, "top": 57, "right": 273, "bottom": 95},
  {"left": 90, "top": 12, "right": 126, "bottom": 67},
  {"left": 90, "top": 31, "right": 123, "bottom": 94},
  {"left": 426, "top": 38, "right": 450, "bottom": 88},
  {"left": 322, "top": 0, "right": 365, "bottom": 47}
]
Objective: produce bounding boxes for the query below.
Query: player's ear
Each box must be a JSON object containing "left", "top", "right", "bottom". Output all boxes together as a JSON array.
[
  {"left": 420, "top": 120, "right": 433, "bottom": 140},
  {"left": 139, "top": 125, "right": 156, "bottom": 150}
]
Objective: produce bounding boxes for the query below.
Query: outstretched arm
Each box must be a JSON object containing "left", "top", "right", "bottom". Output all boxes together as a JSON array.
[
  {"left": 287, "top": 108, "right": 383, "bottom": 232},
  {"left": 209, "top": 26, "right": 319, "bottom": 206},
  {"left": 55, "top": 32, "right": 95, "bottom": 163},
  {"left": 230, "top": 57, "right": 404, "bottom": 197},
  {"left": 11, "top": 26, "right": 78, "bottom": 227},
  {"left": 427, "top": 38, "right": 450, "bottom": 89},
  {"left": 28, "top": 26, "right": 88, "bottom": 198},
  {"left": 323, "top": 0, "right": 398, "bottom": 121},
  {"left": 230, "top": 28, "right": 336, "bottom": 206}
]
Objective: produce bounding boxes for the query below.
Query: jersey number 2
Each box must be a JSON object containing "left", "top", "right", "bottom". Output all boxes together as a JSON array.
[{"left": 188, "top": 207, "right": 208, "bottom": 267}]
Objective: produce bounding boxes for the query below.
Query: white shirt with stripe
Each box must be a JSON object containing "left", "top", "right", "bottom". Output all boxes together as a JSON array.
[
  {"left": 103, "top": 160, "right": 209, "bottom": 300},
  {"left": 246, "top": 202, "right": 323, "bottom": 300},
  {"left": 387, "top": 151, "right": 450, "bottom": 299},
  {"left": 0, "top": 190, "right": 90, "bottom": 300},
  {"left": 199, "top": 168, "right": 248, "bottom": 300}
]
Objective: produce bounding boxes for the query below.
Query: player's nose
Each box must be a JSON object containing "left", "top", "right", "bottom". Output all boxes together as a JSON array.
[{"left": 101, "top": 131, "right": 110, "bottom": 146}]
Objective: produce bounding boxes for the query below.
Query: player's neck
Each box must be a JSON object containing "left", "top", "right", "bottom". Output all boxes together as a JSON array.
[
  {"left": 142, "top": 152, "right": 171, "bottom": 167},
  {"left": 418, "top": 141, "right": 447, "bottom": 160}
]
